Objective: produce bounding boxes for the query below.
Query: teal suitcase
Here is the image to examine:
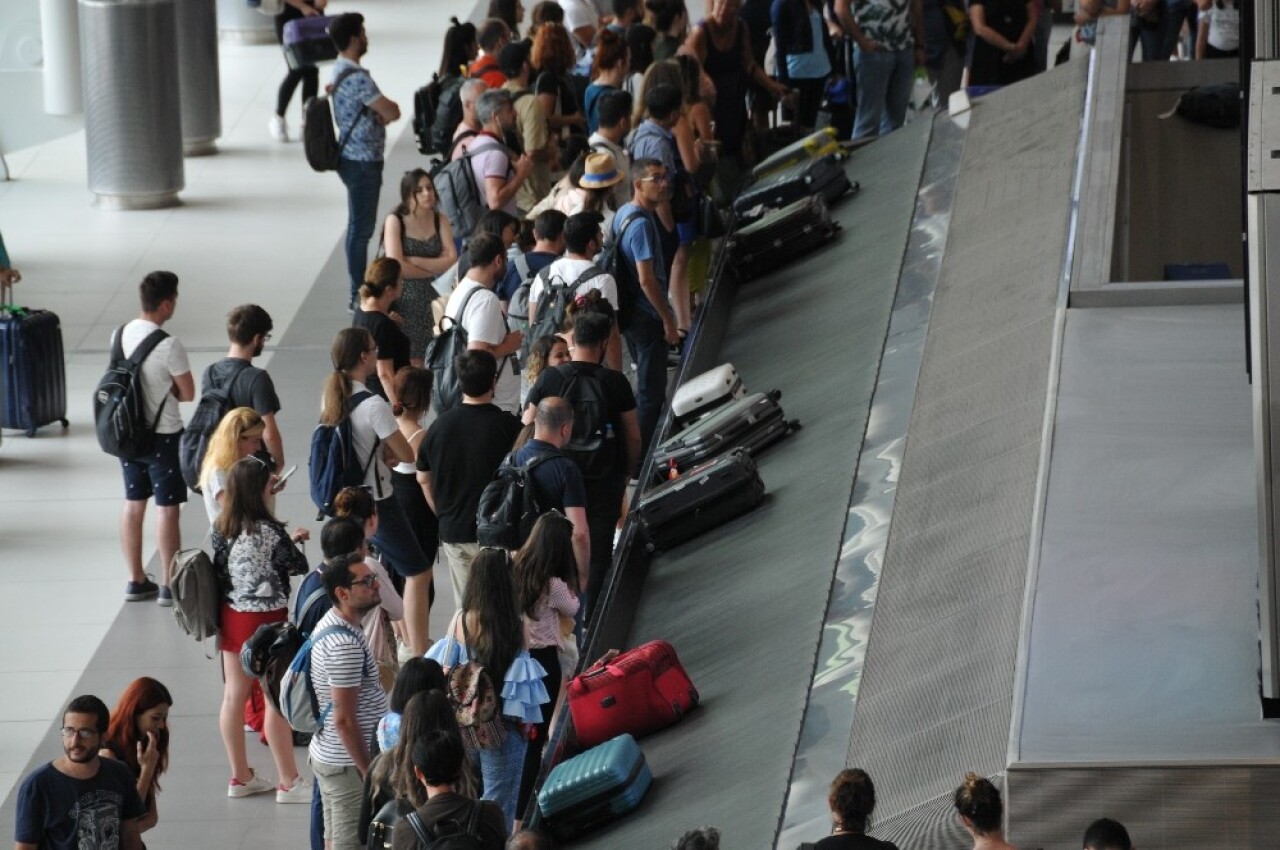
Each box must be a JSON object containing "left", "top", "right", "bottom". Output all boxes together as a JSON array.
[{"left": 537, "top": 733, "right": 652, "bottom": 839}]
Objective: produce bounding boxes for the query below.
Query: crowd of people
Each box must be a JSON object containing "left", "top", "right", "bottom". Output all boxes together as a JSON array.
[{"left": 11, "top": 0, "right": 1226, "bottom": 847}]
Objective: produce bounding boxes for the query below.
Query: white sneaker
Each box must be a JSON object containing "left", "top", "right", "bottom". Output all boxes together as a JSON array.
[
  {"left": 276, "top": 775, "right": 311, "bottom": 804},
  {"left": 228, "top": 769, "right": 275, "bottom": 798},
  {"left": 268, "top": 114, "right": 288, "bottom": 142}
]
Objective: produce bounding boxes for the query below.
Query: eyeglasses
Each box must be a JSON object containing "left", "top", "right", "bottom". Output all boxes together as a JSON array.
[
  {"left": 60, "top": 727, "right": 99, "bottom": 739},
  {"left": 348, "top": 575, "right": 378, "bottom": 589},
  {"left": 262, "top": 332, "right": 272, "bottom": 342},
  {"left": 640, "top": 173, "right": 671, "bottom": 183}
]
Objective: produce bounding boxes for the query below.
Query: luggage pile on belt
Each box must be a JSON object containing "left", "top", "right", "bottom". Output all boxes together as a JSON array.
[{"left": 532, "top": 128, "right": 859, "bottom": 840}]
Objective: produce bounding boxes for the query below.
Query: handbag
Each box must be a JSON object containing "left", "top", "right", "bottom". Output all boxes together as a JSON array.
[{"left": 438, "top": 612, "right": 507, "bottom": 751}]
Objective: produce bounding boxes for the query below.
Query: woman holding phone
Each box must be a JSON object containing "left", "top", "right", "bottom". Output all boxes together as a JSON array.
[
  {"left": 100, "top": 677, "right": 173, "bottom": 834},
  {"left": 214, "top": 456, "right": 312, "bottom": 802}
]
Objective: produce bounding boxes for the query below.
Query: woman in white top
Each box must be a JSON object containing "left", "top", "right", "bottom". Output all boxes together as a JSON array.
[
  {"left": 199, "top": 406, "right": 268, "bottom": 524},
  {"left": 322, "top": 328, "right": 432, "bottom": 656},
  {"left": 1195, "top": 0, "right": 1239, "bottom": 59}
]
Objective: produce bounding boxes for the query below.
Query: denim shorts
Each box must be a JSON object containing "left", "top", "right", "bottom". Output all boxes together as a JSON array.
[
  {"left": 121, "top": 431, "right": 188, "bottom": 506},
  {"left": 371, "top": 495, "right": 429, "bottom": 578}
]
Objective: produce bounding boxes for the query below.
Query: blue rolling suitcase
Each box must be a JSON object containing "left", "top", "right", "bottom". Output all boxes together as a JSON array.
[
  {"left": 537, "top": 733, "right": 652, "bottom": 839},
  {"left": 0, "top": 283, "right": 69, "bottom": 437}
]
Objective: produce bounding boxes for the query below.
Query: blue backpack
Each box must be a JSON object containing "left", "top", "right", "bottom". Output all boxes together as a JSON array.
[
  {"left": 308, "top": 391, "right": 379, "bottom": 519},
  {"left": 278, "top": 623, "right": 358, "bottom": 734}
]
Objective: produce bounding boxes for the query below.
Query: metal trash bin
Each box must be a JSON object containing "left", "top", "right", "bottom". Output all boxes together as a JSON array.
[
  {"left": 79, "top": 0, "right": 184, "bottom": 209},
  {"left": 215, "top": 0, "right": 276, "bottom": 45},
  {"left": 176, "top": 0, "right": 221, "bottom": 155}
]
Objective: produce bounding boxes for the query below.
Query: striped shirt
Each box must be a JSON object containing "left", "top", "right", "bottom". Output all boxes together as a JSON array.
[{"left": 307, "top": 609, "right": 388, "bottom": 766}]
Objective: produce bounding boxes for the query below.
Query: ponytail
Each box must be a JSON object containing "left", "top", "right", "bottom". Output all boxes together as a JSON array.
[{"left": 321, "top": 328, "right": 371, "bottom": 426}]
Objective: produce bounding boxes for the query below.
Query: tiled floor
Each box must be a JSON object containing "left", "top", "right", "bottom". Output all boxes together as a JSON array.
[{"left": 0, "top": 0, "right": 468, "bottom": 841}]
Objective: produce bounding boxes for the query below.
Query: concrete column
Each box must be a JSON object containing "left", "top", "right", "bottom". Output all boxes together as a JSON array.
[
  {"left": 79, "top": 0, "right": 184, "bottom": 209},
  {"left": 39, "top": 0, "right": 82, "bottom": 115},
  {"left": 175, "top": 0, "right": 221, "bottom": 155}
]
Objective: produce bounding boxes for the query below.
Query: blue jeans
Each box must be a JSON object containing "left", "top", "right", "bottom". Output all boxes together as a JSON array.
[
  {"left": 476, "top": 718, "right": 529, "bottom": 828},
  {"left": 310, "top": 779, "right": 323, "bottom": 850},
  {"left": 852, "top": 46, "right": 915, "bottom": 139},
  {"left": 337, "top": 157, "right": 383, "bottom": 304},
  {"left": 624, "top": 310, "right": 669, "bottom": 459}
]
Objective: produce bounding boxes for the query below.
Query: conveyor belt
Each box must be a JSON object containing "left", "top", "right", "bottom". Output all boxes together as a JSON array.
[{"left": 567, "top": 119, "right": 933, "bottom": 849}]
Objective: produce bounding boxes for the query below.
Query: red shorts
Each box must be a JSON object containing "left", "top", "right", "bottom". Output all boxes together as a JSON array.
[{"left": 219, "top": 604, "right": 286, "bottom": 654}]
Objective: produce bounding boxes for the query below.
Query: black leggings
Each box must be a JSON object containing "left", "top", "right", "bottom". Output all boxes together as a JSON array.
[
  {"left": 517, "top": 644, "right": 562, "bottom": 819},
  {"left": 277, "top": 65, "right": 319, "bottom": 119}
]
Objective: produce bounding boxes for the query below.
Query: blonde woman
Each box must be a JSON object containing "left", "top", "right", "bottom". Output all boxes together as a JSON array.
[{"left": 199, "top": 407, "right": 271, "bottom": 524}]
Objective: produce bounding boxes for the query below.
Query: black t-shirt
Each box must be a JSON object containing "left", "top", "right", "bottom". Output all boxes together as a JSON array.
[
  {"left": 812, "top": 833, "right": 899, "bottom": 850},
  {"left": 526, "top": 361, "right": 636, "bottom": 477},
  {"left": 512, "top": 439, "right": 588, "bottom": 513},
  {"left": 14, "top": 760, "right": 147, "bottom": 850},
  {"left": 390, "top": 793, "right": 508, "bottom": 850},
  {"left": 353, "top": 308, "right": 411, "bottom": 401},
  {"left": 417, "top": 403, "right": 523, "bottom": 542},
  {"left": 203, "top": 358, "right": 281, "bottom": 415}
]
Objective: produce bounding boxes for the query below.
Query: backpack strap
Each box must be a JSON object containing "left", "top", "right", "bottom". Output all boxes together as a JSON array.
[
  {"left": 443, "top": 283, "right": 484, "bottom": 333},
  {"left": 295, "top": 585, "right": 328, "bottom": 631},
  {"left": 117, "top": 327, "right": 172, "bottom": 433},
  {"left": 310, "top": 622, "right": 361, "bottom": 729},
  {"left": 332, "top": 66, "right": 372, "bottom": 155},
  {"left": 406, "top": 811, "right": 432, "bottom": 847},
  {"left": 569, "top": 264, "right": 605, "bottom": 292},
  {"left": 463, "top": 800, "right": 482, "bottom": 837}
]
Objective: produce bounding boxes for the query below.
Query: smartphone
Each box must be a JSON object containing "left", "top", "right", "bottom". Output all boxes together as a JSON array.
[{"left": 272, "top": 465, "right": 298, "bottom": 493}]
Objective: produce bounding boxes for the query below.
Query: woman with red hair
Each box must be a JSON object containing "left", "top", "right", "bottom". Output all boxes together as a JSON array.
[{"left": 99, "top": 677, "right": 173, "bottom": 833}]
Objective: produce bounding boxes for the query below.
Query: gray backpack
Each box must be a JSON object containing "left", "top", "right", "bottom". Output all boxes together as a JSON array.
[{"left": 171, "top": 548, "right": 221, "bottom": 642}]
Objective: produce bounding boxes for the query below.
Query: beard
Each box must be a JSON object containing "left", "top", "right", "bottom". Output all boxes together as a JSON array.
[{"left": 64, "top": 742, "right": 97, "bottom": 764}]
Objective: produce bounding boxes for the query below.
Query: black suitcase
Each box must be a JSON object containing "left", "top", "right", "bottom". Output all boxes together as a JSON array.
[
  {"left": 727, "top": 196, "right": 840, "bottom": 281},
  {"left": 653, "top": 390, "right": 799, "bottom": 472},
  {"left": 733, "top": 152, "right": 856, "bottom": 217},
  {"left": 636, "top": 449, "right": 765, "bottom": 551},
  {"left": 0, "top": 286, "right": 68, "bottom": 437}
]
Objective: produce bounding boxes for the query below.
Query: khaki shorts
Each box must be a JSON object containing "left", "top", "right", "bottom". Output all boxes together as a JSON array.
[
  {"left": 441, "top": 541, "right": 480, "bottom": 608},
  {"left": 311, "top": 759, "right": 363, "bottom": 850}
]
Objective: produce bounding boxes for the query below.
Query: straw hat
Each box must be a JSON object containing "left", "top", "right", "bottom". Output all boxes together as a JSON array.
[{"left": 578, "top": 152, "right": 625, "bottom": 190}]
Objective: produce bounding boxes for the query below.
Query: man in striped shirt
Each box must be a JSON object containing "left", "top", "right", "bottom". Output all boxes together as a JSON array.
[{"left": 309, "top": 555, "right": 389, "bottom": 850}]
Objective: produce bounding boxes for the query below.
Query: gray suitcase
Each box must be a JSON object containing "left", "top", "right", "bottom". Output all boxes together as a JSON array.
[{"left": 653, "top": 390, "right": 799, "bottom": 472}]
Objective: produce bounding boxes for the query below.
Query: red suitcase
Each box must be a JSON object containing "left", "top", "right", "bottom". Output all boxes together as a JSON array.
[{"left": 567, "top": 640, "right": 699, "bottom": 748}]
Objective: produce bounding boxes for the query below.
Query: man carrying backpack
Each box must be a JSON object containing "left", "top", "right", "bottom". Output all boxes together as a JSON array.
[
  {"left": 500, "top": 209, "right": 565, "bottom": 310},
  {"left": 183, "top": 305, "right": 285, "bottom": 489},
  {"left": 309, "top": 555, "right": 388, "bottom": 850},
  {"left": 511, "top": 397, "right": 590, "bottom": 589},
  {"left": 113, "top": 271, "right": 194, "bottom": 605},
  {"left": 389, "top": 731, "right": 508, "bottom": 850},
  {"left": 329, "top": 12, "right": 401, "bottom": 309},
  {"left": 524, "top": 309, "right": 638, "bottom": 618},
  {"left": 442, "top": 233, "right": 525, "bottom": 413},
  {"left": 529, "top": 211, "right": 622, "bottom": 370},
  {"left": 470, "top": 89, "right": 534, "bottom": 218}
]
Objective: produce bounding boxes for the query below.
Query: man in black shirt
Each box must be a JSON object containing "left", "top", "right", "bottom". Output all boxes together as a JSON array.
[
  {"left": 525, "top": 307, "right": 640, "bottom": 617},
  {"left": 202, "top": 304, "right": 285, "bottom": 468},
  {"left": 417, "top": 350, "right": 522, "bottom": 605}
]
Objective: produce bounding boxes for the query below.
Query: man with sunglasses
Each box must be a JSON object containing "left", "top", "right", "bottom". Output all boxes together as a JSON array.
[
  {"left": 15, "top": 695, "right": 146, "bottom": 850},
  {"left": 308, "top": 555, "right": 389, "bottom": 850}
]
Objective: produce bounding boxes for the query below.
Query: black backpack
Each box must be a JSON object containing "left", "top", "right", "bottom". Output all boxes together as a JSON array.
[
  {"left": 523, "top": 265, "right": 603, "bottom": 367},
  {"left": 178, "top": 361, "right": 252, "bottom": 493},
  {"left": 558, "top": 364, "right": 614, "bottom": 480},
  {"left": 599, "top": 211, "right": 646, "bottom": 331},
  {"left": 94, "top": 327, "right": 169, "bottom": 461},
  {"left": 304, "top": 66, "right": 370, "bottom": 172},
  {"left": 404, "top": 802, "right": 483, "bottom": 850},
  {"left": 424, "top": 285, "right": 483, "bottom": 415},
  {"left": 430, "top": 75, "right": 468, "bottom": 156},
  {"left": 475, "top": 451, "right": 554, "bottom": 550}
]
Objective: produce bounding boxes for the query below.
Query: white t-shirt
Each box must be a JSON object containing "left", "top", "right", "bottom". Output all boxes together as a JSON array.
[
  {"left": 445, "top": 278, "right": 519, "bottom": 412},
  {"left": 1206, "top": 3, "right": 1240, "bottom": 52},
  {"left": 530, "top": 257, "right": 618, "bottom": 312},
  {"left": 349, "top": 381, "right": 399, "bottom": 499},
  {"left": 113, "top": 319, "right": 190, "bottom": 435}
]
